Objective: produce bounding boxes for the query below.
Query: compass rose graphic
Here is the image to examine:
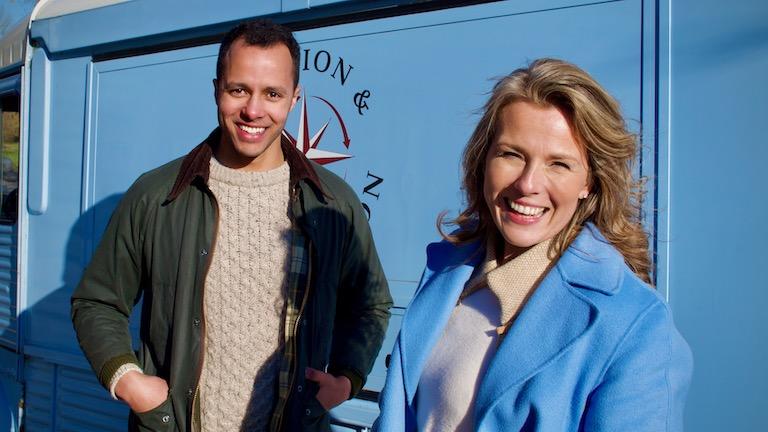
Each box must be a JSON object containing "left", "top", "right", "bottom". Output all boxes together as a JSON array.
[{"left": 283, "top": 92, "right": 353, "bottom": 165}]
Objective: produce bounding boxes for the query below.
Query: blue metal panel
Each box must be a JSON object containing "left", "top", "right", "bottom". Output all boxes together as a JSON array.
[
  {"left": 23, "top": 359, "right": 55, "bottom": 431},
  {"left": 26, "top": 49, "right": 50, "bottom": 216},
  {"left": 0, "top": 347, "right": 20, "bottom": 431},
  {"left": 55, "top": 366, "right": 126, "bottom": 431},
  {"left": 291, "top": 0, "right": 642, "bottom": 303},
  {"left": 30, "top": 0, "right": 281, "bottom": 55},
  {"left": 87, "top": 45, "right": 218, "bottom": 213},
  {"left": 24, "top": 55, "right": 91, "bottom": 358},
  {"left": 24, "top": 358, "right": 126, "bottom": 432},
  {"left": 28, "top": 0, "right": 607, "bottom": 57},
  {"left": 664, "top": 0, "right": 768, "bottom": 430}
]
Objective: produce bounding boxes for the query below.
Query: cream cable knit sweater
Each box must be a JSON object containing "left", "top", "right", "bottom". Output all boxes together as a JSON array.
[{"left": 199, "top": 158, "right": 291, "bottom": 431}]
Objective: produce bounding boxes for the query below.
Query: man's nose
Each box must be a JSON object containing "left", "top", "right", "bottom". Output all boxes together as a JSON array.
[{"left": 242, "top": 95, "right": 264, "bottom": 119}]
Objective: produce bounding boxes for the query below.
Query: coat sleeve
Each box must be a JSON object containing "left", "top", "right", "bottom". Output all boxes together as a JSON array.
[
  {"left": 327, "top": 195, "right": 393, "bottom": 397},
  {"left": 581, "top": 300, "right": 693, "bottom": 431},
  {"left": 71, "top": 183, "right": 148, "bottom": 389}
]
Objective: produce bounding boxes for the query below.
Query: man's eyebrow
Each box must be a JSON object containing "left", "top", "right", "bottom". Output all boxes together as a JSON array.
[
  {"left": 265, "top": 85, "right": 289, "bottom": 93},
  {"left": 225, "top": 80, "right": 248, "bottom": 87}
]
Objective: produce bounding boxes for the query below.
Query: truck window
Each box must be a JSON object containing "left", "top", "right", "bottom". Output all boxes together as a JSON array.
[{"left": 0, "top": 94, "right": 19, "bottom": 225}]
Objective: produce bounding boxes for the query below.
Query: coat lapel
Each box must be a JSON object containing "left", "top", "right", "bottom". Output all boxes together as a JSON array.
[
  {"left": 399, "top": 240, "right": 482, "bottom": 404},
  {"left": 474, "top": 224, "right": 619, "bottom": 422}
]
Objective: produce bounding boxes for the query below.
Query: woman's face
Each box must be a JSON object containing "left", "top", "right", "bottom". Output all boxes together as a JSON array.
[{"left": 483, "top": 101, "right": 590, "bottom": 260}]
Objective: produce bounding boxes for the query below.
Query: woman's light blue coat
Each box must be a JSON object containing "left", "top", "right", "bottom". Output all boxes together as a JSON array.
[{"left": 375, "top": 224, "right": 692, "bottom": 431}]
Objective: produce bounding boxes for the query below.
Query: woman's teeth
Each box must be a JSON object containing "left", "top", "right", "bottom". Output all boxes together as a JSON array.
[{"left": 505, "top": 198, "right": 545, "bottom": 216}]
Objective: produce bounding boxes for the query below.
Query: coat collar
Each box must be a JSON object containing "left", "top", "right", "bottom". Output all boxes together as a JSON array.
[
  {"left": 474, "top": 223, "right": 624, "bottom": 422},
  {"left": 554, "top": 223, "right": 624, "bottom": 295},
  {"left": 164, "top": 128, "right": 325, "bottom": 203},
  {"left": 399, "top": 239, "right": 484, "bottom": 403}
]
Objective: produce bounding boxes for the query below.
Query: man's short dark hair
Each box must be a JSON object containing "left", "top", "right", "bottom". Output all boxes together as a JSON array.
[{"left": 216, "top": 19, "right": 300, "bottom": 88}]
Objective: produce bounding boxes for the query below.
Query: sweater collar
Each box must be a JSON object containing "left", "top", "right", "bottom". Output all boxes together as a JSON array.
[{"left": 164, "top": 127, "right": 324, "bottom": 203}]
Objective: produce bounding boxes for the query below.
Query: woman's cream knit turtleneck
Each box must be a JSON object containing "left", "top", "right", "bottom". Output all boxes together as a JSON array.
[{"left": 416, "top": 237, "right": 554, "bottom": 432}]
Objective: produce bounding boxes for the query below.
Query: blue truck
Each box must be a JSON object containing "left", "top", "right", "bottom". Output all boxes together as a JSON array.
[{"left": 0, "top": 0, "right": 764, "bottom": 430}]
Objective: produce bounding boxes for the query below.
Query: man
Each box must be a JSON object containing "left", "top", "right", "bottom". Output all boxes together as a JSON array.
[{"left": 71, "top": 19, "right": 392, "bottom": 432}]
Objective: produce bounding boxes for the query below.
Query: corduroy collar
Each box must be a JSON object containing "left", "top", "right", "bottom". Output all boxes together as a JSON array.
[{"left": 165, "top": 127, "right": 324, "bottom": 203}]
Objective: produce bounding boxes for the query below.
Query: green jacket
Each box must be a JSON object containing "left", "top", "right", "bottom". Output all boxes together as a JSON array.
[{"left": 71, "top": 128, "right": 392, "bottom": 432}]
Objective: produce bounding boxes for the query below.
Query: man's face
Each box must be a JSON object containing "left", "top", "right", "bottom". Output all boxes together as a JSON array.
[{"left": 214, "top": 39, "right": 300, "bottom": 171}]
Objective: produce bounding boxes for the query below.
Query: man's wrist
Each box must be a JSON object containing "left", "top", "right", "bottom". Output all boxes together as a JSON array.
[{"left": 109, "top": 363, "right": 143, "bottom": 400}]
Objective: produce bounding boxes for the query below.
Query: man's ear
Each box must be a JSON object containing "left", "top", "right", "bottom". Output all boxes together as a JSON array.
[{"left": 290, "top": 84, "right": 301, "bottom": 110}]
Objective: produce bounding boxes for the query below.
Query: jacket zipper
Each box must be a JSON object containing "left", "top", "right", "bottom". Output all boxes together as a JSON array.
[
  {"left": 274, "top": 237, "right": 313, "bottom": 432},
  {"left": 191, "top": 190, "right": 220, "bottom": 432}
]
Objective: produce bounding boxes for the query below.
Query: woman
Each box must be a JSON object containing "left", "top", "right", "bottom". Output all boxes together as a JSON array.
[{"left": 375, "top": 59, "right": 692, "bottom": 431}]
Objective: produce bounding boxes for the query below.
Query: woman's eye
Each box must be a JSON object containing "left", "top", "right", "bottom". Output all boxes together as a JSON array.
[
  {"left": 500, "top": 151, "right": 521, "bottom": 159},
  {"left": 552, "top": 161, "right": 571, "bottom": 170}
]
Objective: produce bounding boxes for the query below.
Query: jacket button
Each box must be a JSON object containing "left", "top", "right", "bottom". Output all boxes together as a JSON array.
[
  {"left": 162, "top": 415, "right": 170, "bottom": 423},
  {"left": 200, "top": 248, "right": 208, "bottom": 256},
  {"left": 297, "top": 385, "right": 303, "bottom": 392},
  {"left": 193, "top": 318, "right": 200, "bottom": 327},
  {"left": 305, "top": 409, "right": 311, "bottom": 416}
]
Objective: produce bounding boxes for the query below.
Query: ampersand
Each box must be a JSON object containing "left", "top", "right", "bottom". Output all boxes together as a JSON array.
[{"left": 353, "top": 90, "right": 371, "bottom": 115}]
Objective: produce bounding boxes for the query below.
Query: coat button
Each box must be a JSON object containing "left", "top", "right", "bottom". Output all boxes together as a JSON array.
[
  {"left": 162, "top": 415, "right": 170, "bottom": 423},
  {"left": 200, "top": 248, "right": 208, "bottom": 256},
  {"left": 305, "top": 409, "right": 311, "bottom": 416},
  {"left": 187, "top": 388, "right": 194, "bottom": 397},
  {"left": 297, "top": 385, "right": 303, "bottom": 392},
  {"left": 193, "top": 318, "right": 200, "bottom": 327}
]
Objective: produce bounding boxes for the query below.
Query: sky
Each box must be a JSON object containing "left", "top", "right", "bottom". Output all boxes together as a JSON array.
[{"left": 0, "top": 0, "right": 36, "bottom": 38}]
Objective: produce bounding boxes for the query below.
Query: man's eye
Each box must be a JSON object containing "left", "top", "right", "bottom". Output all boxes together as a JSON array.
[
  {"left": 267, "top": 91, "right": 281, "bottom": 99},
  {"left": 229, "top": 88, "right": 246, "bottom": 96}
]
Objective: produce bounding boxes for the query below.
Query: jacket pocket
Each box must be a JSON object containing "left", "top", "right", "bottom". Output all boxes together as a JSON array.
[
  {"left": 301, "top": 393, "right": 330, "bottom": 428},
  {"left": 133, "top": 394, "right": 176, "bottom": 432}
]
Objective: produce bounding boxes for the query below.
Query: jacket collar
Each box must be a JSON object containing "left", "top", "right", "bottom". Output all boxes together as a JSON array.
[{"left": 165, "top": 128, "right": 325, "bottom": 203}]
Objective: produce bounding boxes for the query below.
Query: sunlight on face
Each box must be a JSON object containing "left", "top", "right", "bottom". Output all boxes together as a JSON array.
[{"left": 483, "top": 101, "right": 590, "bottom": 260}]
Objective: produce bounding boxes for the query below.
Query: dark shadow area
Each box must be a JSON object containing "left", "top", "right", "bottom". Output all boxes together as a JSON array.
[{"left": 0, "top": 193, "right": 132, "bottom": 431}]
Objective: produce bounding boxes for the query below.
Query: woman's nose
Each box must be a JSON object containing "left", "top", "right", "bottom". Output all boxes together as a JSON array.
[{"left": 514, "top": 164, "right": 543, "bottom": 195}]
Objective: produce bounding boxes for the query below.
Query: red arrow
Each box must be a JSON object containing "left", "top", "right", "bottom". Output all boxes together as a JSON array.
[{"left": 313, "top": 96, "right": 351, "bottom": 148}]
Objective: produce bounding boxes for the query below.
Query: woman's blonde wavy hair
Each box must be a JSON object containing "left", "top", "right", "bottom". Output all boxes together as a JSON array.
[{"left": 440, "top": 58, "right": 652, "bottom": 284}]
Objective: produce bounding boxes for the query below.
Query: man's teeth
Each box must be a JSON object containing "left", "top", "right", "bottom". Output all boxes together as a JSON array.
[
  {"left": 239, "top": 125, "right": 265, "bottom": 134},
  {"left": 506, "top": 198, "right": 545, "bottom": 216}
]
